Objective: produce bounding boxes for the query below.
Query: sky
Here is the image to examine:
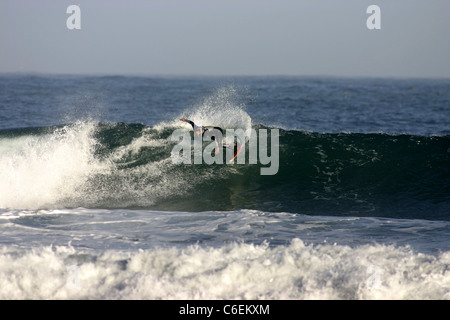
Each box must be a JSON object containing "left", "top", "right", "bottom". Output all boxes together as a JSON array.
[{"left": 0, "top": 0, "right": 449, "bottom": 78}]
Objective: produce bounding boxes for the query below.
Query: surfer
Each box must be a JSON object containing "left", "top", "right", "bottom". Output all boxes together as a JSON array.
[{"left": 180, "top": 118, "right": 241, "bottom": 161}]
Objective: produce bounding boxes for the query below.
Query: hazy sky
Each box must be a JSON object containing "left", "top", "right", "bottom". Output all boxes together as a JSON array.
[{"left": 1, "top": 0, "right": 449, "bottom": 78}]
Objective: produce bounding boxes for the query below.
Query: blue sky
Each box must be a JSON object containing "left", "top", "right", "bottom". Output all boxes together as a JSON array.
[{"left": 1, "top": 0, "right": 449, "bottom": 78}]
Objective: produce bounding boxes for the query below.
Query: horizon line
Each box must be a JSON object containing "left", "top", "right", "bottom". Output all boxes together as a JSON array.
[{"left": 1, "top": 71, "right": 449, "bottom": 81}]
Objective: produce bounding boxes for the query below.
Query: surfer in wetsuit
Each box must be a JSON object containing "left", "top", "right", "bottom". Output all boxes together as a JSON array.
[{"left": 180, "top": 118, "right": 241, "bottom": 160}]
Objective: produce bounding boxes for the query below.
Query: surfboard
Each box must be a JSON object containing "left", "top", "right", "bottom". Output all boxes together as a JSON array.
[{"left": 227, "top": 143, "right": 242, "bottom": 163}]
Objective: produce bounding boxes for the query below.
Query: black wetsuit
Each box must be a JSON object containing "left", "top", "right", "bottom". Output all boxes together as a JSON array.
[
  {"left": 183, "top": 119, "right": 224, "bottom": 146},
  {"left": 181, "top": 119, "right": 239, "bottom": 159}
]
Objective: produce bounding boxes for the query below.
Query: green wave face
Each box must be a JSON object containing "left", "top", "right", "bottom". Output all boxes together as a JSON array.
[{"left": 1, "top": 122, "right": 449, "bottom": 220}]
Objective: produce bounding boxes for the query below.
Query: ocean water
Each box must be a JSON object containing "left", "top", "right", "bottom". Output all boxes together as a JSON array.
[{"left": 0, "top": 74, "right": 449, "bottom": 300}]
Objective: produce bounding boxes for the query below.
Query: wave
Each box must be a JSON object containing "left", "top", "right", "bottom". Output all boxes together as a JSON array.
[{"left": 0, "top": 121, "right": 448, "bottom": 220}]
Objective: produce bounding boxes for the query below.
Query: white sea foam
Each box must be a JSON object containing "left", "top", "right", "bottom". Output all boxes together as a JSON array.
[
  {"left": 0, "top": 122, "right": 108, "bottom": 209},
  {"left": 0, "top": 239, "right": 448, "bottom": 300},
  {"left": 0, "top": 120, "right": 219, "bottom": 210}
]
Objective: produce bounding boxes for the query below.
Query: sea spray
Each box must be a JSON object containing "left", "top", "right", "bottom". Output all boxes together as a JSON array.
[{"left": 0, "top": 122, "right": 106, "bottom": 209}]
